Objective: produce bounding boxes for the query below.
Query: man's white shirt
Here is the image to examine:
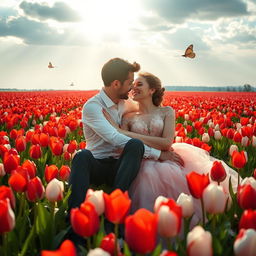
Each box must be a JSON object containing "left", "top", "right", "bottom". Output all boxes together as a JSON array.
[{"left": 82, "top": 89, "right": 161, "bottom": 160}]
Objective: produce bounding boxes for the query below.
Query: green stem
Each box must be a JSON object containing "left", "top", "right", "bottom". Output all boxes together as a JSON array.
[
  {"left": 165, "top": 237, "right": 172, "bottom": 251},
  {"left": 114, "top": 223, "right": 119, "bottom": 256},
  {"left": 19, "top": 226, "right": 35, "bottom": 256},
  {"left": 50, "top": 202, "right": 56, "bottom": 238},
  {"left": 17, "top": 193, "right": 25, "bottom": 220},
  {"left": 200, "top": 197, "right": 205, "bottom": 227},
  {"left": 3, "top": 233, "right": 8, "bottom": 256},
  {"left": 237, "top": 171, "right": 240, "bottom": 188},
  {"left": 86, "top": 237, "right": 91, "bottom": 250}
]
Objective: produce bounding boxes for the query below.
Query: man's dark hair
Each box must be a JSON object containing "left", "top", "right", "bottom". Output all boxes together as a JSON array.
[{"left": 101, "top": 58, "right": 140, "bottom": 86}]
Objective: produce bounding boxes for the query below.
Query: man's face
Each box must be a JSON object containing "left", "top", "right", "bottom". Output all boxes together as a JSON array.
[{"left": 117, "top": 71, "right": 134, "bottom": 100}]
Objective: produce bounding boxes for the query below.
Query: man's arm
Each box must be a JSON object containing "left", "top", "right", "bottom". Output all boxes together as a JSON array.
[{"left": 83, "top": 102, "right": 161, "bottom": 160}]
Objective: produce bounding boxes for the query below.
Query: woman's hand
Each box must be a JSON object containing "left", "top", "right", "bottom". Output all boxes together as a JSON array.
[
  {"left": 159, "top": 151, "right": 184, "bottom": 167},
  {"left": 102, "top": 108, "right": 120, "bottom": 130}
]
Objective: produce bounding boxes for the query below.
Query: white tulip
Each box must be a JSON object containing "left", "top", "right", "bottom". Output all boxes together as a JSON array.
[
  {"left": 229, "top": 145, "right": 238, "bottom": 156},
  {"left": 234, "top": 229, "right": 256, "bottom": 256},
  {"left": 154, "top": 195, "right": 168, "bottom": 212},
  {"left": 202, "top": 133, "right": 210, "bottom": 143},
  {"left": 241, "top": 136, "right": 249, "bottom": 147},
  {"left": 236, "top": 123, "right": 242, "bottom": 130},
  {"left": 0, "top": 163, "right": 5, "bottom": 177},
  {"left": 187, "top": 226, "right": 212, "bottom": 256},
  {"left": 203, "top": 183, "right": 229, "bottom": 214},
  {"left": 214, "top": 131, "right": 222, "bottom": 140},
  {"left": 157, "top": 205, "right": 180, "bottom": 237},
  {"left": 87, "top": 248, "right": 110, "bottom": 256},
  {"left": 86, "top": 189, "right": 105, "bottom": 215},
  {"left": 45, "top": 178, "right": 64, "bottom": 202},
  {"left": 252, "top": 136, "right": 256, "bottom": 147},
  {"left": 176, "top": 193, "right": 194, "bottom": 218},
  {"left": 214, "top": 124, "right": 220, "bottom": 131}
]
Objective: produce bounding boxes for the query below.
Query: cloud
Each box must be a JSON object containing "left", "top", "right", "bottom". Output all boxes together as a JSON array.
[
  {"left": 0, "top": 7, "right": 18, "bottom": 18},
  {"left": 0, "top": 16, "right": 87, "bottom": 45},
  {"left": 141, "top": 0, "right": 250, "bottom": 24},
  {"left": 19, "top": 1, "right": 81, "bottom": 22}
]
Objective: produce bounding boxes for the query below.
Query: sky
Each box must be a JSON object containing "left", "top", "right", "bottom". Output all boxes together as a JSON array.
[{"left": 0, "top": 0, "right": 256, "bottom": 90}]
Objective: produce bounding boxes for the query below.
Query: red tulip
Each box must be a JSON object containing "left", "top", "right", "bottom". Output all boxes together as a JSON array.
[
  {"left": 232, "top": 151, "right": 247, "bottom": 169},
  {"left": 8, "top": 167, "right": 29, "bottom": 193},
  {"left": 22, "top": 159, "right": 36, "bottom": 178},
  {"left": 41, "top": 239, "right": 76, "bottom": 256},
  {"left": 59, "top": 165, "right": 71, "bottom": 181},
  {"left": 233, "top": 132, "right": 242, "bottom": 143},
  {"left": 25, "top": 130, "right": 34, "bottom": 142},
  {"left": 26, "top": 177, "right": 45, "bottom": 202},
  {"left": 79, "top": 141, "right": 86, "bottom": 149},
  {"left": 0, "top": 145, "right": 8, "bottom": 159},
  {"left": 68, "top": 119, "right": 78, "bottom": 131},
  {"left": 10, "top": 129, "right": 18, "bottom": 140},
  {"left": 186, "top": 172, "right": 210, "bottom": 199},
  {"left": 15, "top": 136, "right": 26, "bottom": 152},
  {"left": 50, "top": 137, "right": 64, "bottom": 156},
  {"left": 0, "top": 199, "right": 15, "bottom": 233},
  {"left": 103, "top": 189, "right": 131, "bottom": 224},
  {"left": 29, "top": 144, "right": 42, "bottom": 159},
  {"left": 39, "top": 133, "right": 49, "bottom": 147},
  {"left": 71, "top": 201, "right": 99, "bottom": 237},
  {"left": 240, "top": 117, "right": 249, "bottom": 126},
  {"left": 210, "top": 161, "right": 227, "bottom": 183},
  {"left": 63, "top": 151, "right": 71, "bottom": 161},
  {"left": 67, "top": 140, "right": 77, "bottom": 154},
  {"left": 237, "top": 184, "right": 256, "bottom": 209},
  {"left": 125, "top": 209, "right": 157, "bottom": 254},
  {"left": 239, "top": 209, "right": 256, "bottom": 230},
  {"left": 160, "top": 251, "right": 178, "bottom": 256},
  {"left": 0, "top": 185, "right": 16, "bottom": 209},
  {"left": 45, "top": 165, "right": 59, "bottom": 183},
  {"left": 3, "top": 152, "right": 20, "bottom": 174},
  {"left": 100, "top": 233, "right": 121, "bottom": 256}
]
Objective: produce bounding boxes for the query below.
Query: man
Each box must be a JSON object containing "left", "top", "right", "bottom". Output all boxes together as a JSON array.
[{"left": 68, "top": 57, "right": 182, "bottom": 210}]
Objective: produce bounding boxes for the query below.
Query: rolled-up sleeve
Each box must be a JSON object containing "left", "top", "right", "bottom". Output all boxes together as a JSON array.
[{"left": 83, "top": 102, "right": 161, "bottom": 160}]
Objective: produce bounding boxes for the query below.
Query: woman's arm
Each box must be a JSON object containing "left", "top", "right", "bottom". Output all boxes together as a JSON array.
[{"left": 120, "top": 108, "right": 175, "bottom": 151}]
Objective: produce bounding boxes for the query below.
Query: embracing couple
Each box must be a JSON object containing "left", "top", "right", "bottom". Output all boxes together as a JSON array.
[{"left": 68, "top": 57, "right": 238, "bottom": 230}]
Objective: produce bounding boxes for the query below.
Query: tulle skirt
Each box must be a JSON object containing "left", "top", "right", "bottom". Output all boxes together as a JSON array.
[{"left": 129, "top": 142, "right": 239, "bottom": 224}]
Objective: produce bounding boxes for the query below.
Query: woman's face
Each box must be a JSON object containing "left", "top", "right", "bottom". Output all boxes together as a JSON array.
[{"left": 130, "top": 76, "right": 154, "bottom": 102}]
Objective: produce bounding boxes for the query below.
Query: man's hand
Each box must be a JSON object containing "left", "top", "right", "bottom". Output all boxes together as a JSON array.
[{"left": 159, "top": 151, "right": 184, "bottom": 167}]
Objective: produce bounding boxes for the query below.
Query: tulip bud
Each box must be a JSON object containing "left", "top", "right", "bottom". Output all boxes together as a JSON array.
[
  {"left": 87, "top": 248, "right": 111, "bottom": 256},
  {"left": 154, "top": 195, "right": 168, "bottom": 212},
  {"left": 210, "top": 161, "right": 227, "bottom": 183},
  {"left": 59, "top": 165, "right": 71, "bottom": 181},
  {"left": 252, "top": 136, "right": 256, "bottom": 147},
  {"left": 241, "top": 136, "right": 249, "bottom": 147},
  {"left": 0, "top": 185, "right": 16, "bottom": 209},
  {"left": 232, "top": 151, "right": 247, "bottom": 169},
  {"left": 203, "top": 183, "right": 229, "bottom": 214},
  {"left": 41, "top": 239, "right": 76, "bottom": 256},
  {"left": 176, "top": 193, "right": 194, "bottom": 218},
  {"left": 202, "top": 133, "right": 210, "bottom": 143},
  {"left": 86, "top": 189, "right": 105, "bottom": 216},
  {"left": 45, "top": 178, "right": 64, "bottom": 202},
  {"left": 234, "top": 229, "right": 256, "bottom": 256},
  {"left": 0, "top": 199, "right": 15, "bottom": 233},
  {"left": 0, "top": 163, "right": 6, "bottom": 177},
  {"left": 187, "top": 226, "right": 212, "bottom": 256},
  {"left": 229, "top": 144, "right": 238, "bottom": 156},
  {"left": 239, "top": 209, "right": 256, "bottom": 230},
  {"left": 26, "top": 177, "right": 45, "bottom": 202},
  {"left": 214, "top": 131, "right": 222, "bottom": 140}
]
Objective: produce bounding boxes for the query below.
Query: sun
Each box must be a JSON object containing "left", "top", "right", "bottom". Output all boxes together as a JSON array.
[{"left": 72, "top": 0, "right": 141, "bottom": 43}]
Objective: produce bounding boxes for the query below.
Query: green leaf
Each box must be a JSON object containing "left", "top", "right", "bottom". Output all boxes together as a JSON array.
[
  {"left": 123, "top": 241, "right": 132, "bottom": 256},
  {"left": 151, "top": 243, "right": 162, "bottom": 256}
]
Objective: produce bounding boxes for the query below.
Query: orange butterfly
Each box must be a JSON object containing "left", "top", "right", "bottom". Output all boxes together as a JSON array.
[
  {"left": 182, "top": 44, "right": 196, "bottom": 58},
  {"left": 48, "top": 62, "right": 55, "bottom": 68}
]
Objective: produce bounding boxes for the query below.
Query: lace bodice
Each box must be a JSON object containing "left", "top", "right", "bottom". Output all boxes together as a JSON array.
[{"left": 128, "top": 113, "right": 165, "bottom": 137}]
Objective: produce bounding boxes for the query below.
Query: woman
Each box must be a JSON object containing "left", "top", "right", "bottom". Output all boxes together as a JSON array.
[{"left": 103, "top": 72, "right": 238, "bottom": 218}]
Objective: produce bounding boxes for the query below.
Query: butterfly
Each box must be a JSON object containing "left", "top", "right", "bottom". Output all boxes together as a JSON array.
[
  {"left": 48, "top": 62, "right": 55, "bottom": 68},
  {"left": 182, "top": 44, "right": 196, "bottom": 58}
]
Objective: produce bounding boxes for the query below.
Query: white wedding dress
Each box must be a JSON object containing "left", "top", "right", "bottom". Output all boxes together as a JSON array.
[{"left": 128, "top": 113, "right": 239, "bottom": 223}]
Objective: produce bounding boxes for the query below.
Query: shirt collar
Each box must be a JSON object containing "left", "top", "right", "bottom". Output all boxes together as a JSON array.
[{"left": 100, "top": 89, "right": 118, "bottom": 108}]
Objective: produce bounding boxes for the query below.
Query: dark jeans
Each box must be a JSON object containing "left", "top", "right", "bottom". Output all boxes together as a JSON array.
[{"left": 66, "top": 139, "right": 144, "bottom": 248}]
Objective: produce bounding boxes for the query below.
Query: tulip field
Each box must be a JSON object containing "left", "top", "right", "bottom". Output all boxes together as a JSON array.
[{"left": 0, "top": 90, "right": 256, "bottom": 256}]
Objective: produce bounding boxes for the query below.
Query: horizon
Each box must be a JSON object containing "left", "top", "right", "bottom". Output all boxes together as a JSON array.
[{"left": 0, "top": 0, "right": 256, "bottom": 90}]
